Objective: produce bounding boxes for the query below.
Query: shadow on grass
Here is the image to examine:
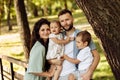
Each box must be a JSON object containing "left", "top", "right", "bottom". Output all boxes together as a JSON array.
[{"left": 94, "top": 76, "right": 115, "bottom": 80}]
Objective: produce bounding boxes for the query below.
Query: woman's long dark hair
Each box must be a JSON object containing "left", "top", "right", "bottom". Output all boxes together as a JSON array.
[{"left": 30, "top": 18, "right": 50, "bottom": 71}]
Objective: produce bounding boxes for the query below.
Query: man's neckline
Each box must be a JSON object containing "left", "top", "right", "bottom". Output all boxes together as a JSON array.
[{"left": 66, "top": 27, "right": 75, "bottom": 36}]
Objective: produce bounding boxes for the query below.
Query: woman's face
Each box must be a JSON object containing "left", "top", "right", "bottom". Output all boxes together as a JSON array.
[{"left": 39, "top": 24, "right": 50, "bottom": 41}]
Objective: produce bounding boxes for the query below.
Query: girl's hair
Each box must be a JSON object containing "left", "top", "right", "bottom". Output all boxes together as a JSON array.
[
  {"left": 30, "top": 18, "right": 50, "bottom": 71},
  {"left": 77, "top": 30, "right": 91, "bottom": 46},
  {"left": 50, "top": 20, "right": 61, "bottom": 28}
]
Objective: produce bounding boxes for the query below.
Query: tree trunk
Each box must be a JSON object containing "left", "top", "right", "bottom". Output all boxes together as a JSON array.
[
  {"left": 14, "top": 0, "right": 31, "bottom": 62},
  {"left": 0, "top": 0, "right": 5, "bottom": 30},
  {"left": 75, "top": 0, "right": 120, "bottom": 79},
  {"left": 32, "top": 4, "right": 38, "bottom": 17},
  {"left": 0, "top": 13, "right": 1, "bottom": 35},
  {"left": 7, "top": 0, "right": 12, "bottom": 31},
  {"left": 64, "top": 0, "right": 68, "bottom": 9},
  {"left": 43, "top": 6, "right": 48, "bottom": 16},
  {"left": 0, "top": 12, "right": 1, "bottom": 35}
]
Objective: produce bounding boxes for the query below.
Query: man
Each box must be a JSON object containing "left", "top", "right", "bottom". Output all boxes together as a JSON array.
[{"left": 51, "top": 9, "right": 100, "bottom": 80}]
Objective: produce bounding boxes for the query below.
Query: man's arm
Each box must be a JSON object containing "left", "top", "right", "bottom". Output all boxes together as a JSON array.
[
  {"left": 82, "top": 49, "right": 100, "bottom": 80},
  {"left": 89, "top": 49, "right": 100, "bottom": 73}
]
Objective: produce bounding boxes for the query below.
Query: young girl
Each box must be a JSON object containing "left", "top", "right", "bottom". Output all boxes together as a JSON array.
[{"left": 46, "top": 20, "right": 73, "bottom": 80}]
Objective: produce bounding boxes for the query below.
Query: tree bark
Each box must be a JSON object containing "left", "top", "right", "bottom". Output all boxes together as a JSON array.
[
  {"left": 75, "top": 0, "right": 120, "bottom": 79},
  {"left": 7, "top": 0, "right": 12, "bottom": 31},
  {"left": 64, "top": 0, "right": 68, "bottom": 9},
  {"left": 0, "top": 14, "right": 1, "bottom": 35},
  {"left": 14, "top": 0, "right": 31, "bottom": 62},
  {"left": 32, "top": 4, "right": 38, "bottom": 17}
]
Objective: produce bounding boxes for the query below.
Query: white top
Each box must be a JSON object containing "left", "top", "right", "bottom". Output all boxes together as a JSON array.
[
  {"left": 77, "top": 46, "right": 93, "bottom": 71},
  {"left": 46, "top": 33, "right": 64, "bottom": 60},
  {"left": 60, "top": 32, "right": 76, "bottom": 76}
]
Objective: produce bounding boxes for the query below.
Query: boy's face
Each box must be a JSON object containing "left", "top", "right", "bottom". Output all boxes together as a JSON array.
[
  {"left": 76, "top": 36, "right": 88, "bottom": 49},
  {"left": 50, "top": 22, "right": 61, "bottom": 34}
]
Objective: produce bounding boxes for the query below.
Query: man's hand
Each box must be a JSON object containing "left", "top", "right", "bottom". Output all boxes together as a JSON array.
[{"left": 81, "top": 71, "right": 92, "bottom": 80}]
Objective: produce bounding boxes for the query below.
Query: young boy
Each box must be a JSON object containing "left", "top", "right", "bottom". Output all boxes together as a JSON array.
[{"left": 63, "top": 30, "right": 94, "bottom": 80}]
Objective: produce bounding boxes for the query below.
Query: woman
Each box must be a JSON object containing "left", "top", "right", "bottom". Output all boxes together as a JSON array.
[{"left": 24, "top": 18, "right": 55, "bottom": 80}]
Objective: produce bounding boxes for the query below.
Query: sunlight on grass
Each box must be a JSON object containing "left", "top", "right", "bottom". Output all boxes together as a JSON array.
[
  {"left": 0, "top": 33, "right": 23, "bottom": 57},
  {"left": 93, "top": 54, "right": 115, "bottom": 80}
]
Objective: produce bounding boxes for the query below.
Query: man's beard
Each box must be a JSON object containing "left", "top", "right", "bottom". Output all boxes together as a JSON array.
[{"left": 62, "top": 23, "right": 73, "bottom": 31}]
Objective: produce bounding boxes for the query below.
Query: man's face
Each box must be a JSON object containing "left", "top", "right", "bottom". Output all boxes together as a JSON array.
[{"left": 59, "top": 13, "right": 74, "bottom": 31}]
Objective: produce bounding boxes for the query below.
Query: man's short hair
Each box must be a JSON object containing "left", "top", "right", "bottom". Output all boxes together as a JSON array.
[{"left": 58, "top": 9, "right": 72, "bottom": 17}]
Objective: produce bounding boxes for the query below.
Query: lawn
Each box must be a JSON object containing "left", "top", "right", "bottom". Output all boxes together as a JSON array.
[{"left": 0, "top": 9, "right": 115, "bottom": 80}]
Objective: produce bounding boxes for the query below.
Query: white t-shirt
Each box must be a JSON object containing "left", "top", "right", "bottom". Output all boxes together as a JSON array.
[
  {"left": 60, "top": 32, "right": 76, "bottom": 76},
  {"left": 46, "top": 33, "right": 64, "bottom": 60},
  {"left": 77, "top": 46, "right": 93, "bottom": 71}
]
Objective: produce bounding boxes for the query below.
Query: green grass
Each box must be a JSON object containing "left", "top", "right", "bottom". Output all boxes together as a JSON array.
[
  {"left": 0, "top": 9, "right": 115, "bottom": 79},
  {"left": 93, "top": 50, "right": 115, "bottom": 80},
  {"left": 93, "top": 54, "right": 115, "bottom": 80}
]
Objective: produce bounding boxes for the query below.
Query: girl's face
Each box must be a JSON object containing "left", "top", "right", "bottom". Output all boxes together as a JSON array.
[
  {"left": 39, "top": 24, "right": 50, "bottom": 41},
  {"left": 76, "top": 36, "right": 88, "bottom": 49},
  {"left": 50, "top": 22, "right": 61, "bottom": 34}
]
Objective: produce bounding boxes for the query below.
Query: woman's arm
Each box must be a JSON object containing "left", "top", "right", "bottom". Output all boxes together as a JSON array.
[
  {"left": 63, "top": 55, "right": 80, "bottom": 64},
  {"left": 31, "top": 72, "right": 52, "bottom": 77}
]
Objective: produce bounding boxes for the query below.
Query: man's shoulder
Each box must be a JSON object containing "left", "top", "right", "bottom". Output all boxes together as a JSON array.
[
  {"left": 74, "top": 29, "right": 81, "bottom": 33},
  {"left": 74, "top": 29, "right": 81, "bottom": 36}
]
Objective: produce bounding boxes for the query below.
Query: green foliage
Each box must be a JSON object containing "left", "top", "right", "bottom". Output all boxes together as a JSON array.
[
  {"left": 10, "top": 52, "right": 24, "bottom": 60},
  {"left": 1, "top": 0, "right": 79, "bottom": 19},
  {"left": 73, "top": 10, "right": 88, "bottom": 25}
]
